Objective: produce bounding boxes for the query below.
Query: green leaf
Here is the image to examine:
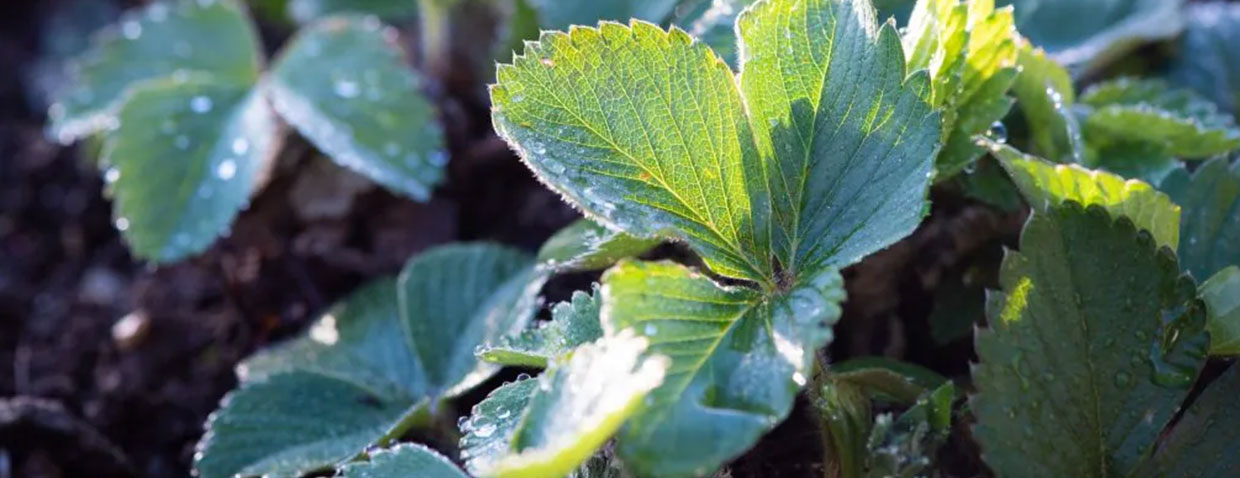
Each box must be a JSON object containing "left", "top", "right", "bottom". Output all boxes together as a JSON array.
[
  {"left": 336, "top": 443, "right": 468, "bottom": 478},
  {"left": 669, "top": 0, "right": 760, "bottom": 66},
  {"left": 1088, "top": 141, "right": 1179, "bottom": 186},
  {"left": 267, "top": 15, "right": 446, "bottom": 200},
  {"left": 602, "top": 259, "right": 845, "bottom": 477},
  {"left": 1138, "top": 364, "right": 1240, "bottom": 477},
  {"left": 1004, "top": 0, "right": 1184, "bottom": 72},
  {"left": 830, "top": 357, "right": 948, "bottom": 404},
  {"left": 288, "top": 0, "right": 418, "bottom": 24},
  {"left": 738, "top": 0, "right": 941, "bottom": 276},
  {"left": 102, "top": 75, "right": 278, "bottom": 262},
  {"left": 816, "top": 377, "right": 872, "bottom": 478},
  {"left": 1167, "top": 2, "right": 1240, "bottom": 114},
  {"left": 529, "top": 0, "right": 680, "bottom": 29},
  {"left": 864, "top": 382, "right": 954, "bottom": 478},
  {"left": 972, "top": 202, "right": 1208, "bottom": 477},
  {"left": 902, "top": 0, "right": 1018, "bottom": 178},
  {"left": 1080, "top": 78, "right": 1240, "bottom": 158},
  {"left": 955, "top": 155, "right": 1023, "bottom": 212},
  {"left": 1009, "top": 41, "right": 1083, "bottom": 164},
  {"left": 1201, "top": 267, "right": 1240, "bottom": 356},
  {"left": 536, "top": 219, "right": 661, "bottom": 272},
  {"left": 466, "top": 332, "right": 669, "bottom": 478},
  {"left": 460, "top": 378, "right": 537, "bottom": 475},
  {"left": 196, "top": 243, "right": 542, "bottom": 478},
  {"left": 478, "top": 285, "right": 603, "bottom": 368},
  {"left": 48, "top": 0, "right": 263, "bottom": 142},
  {"left": 987, "top": 140, "right": 1181, "bottom": 250},
  {"left": 1159, "top": 156, "right": 1240, "bottom": 281}
]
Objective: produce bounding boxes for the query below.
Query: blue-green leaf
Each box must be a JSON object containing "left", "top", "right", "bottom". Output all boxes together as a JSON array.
[
  {"left": 267, "top": 15, "right": 446, "bottom": 200},
  {"left": 288, "top": 0, "right": 418, "bottom": 25},
  {"left": 478, "top": 285, "right": 603, "bottom": 368},
  {"left": 1080, "top": 78, "right": 1240, "bottom": 159},
  {"left": 336, "top": 443, "right": 468, "bottom": 478},
  {"left": 1159, "top": 156, "right": 1240, "bottom": 281},
  {"left": 1200, "top": 267, "right": 1240, "bottom": 356},
  {"left": 1004, "top": 0, "right": 1184, "bottom": 73},
  {"left": 536, "top": 219, "right": 660, "bottom": 273},
  {"left": 1167, "top": 2, "right": 1240, "bottom": 115},
  {"left": 1137, "top": 363, "right": 1240, "bottom": 477}
]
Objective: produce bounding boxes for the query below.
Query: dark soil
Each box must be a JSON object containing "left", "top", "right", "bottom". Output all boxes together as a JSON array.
[{"left": 0, "top": 2, "right": 1026, "bottom": 478}]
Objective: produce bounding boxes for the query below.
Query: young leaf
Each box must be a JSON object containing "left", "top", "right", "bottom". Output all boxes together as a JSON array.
[
  {"left": 196, "top": 243, "right": 542, "bottom": 478},
  {"left": 266, "top": 15, "right": 446, "bottom": 200},
  {"left": 1200, "top": 267, "right": 1240, "bottom": 356},
  {"left": 1138, "top": 364, "right": 1240, "bottom": 477},
  {"left": 1006, "top": 0, "right": 1183, "bottom": 72},
  {"left": 902, "top": 0, "right": 1018, "bottom": 177},
  {"left": 972, "top": 203, "right": 1208, "bottom": 477},
  {"left": 336, "top": 443, "right": 468, "bottom": 478},
  {"left": 602, "top": 260, "right": 845, "bottom": 477},
  {"left": 864, "top": 382, "right": 954, "bottom": 478},
  {"left": 528, "top": 0, "right": 680, "bottom": 29},
  {"left": 536, "top": 219, "right": 660, "bottom": 273},
  {"left": 478, "top": 285, "right": 603, "bottom": 368},
  {"left": 1168, "top": 2, "right": 1240, "bottom": 114},
  {"left": 467, "top": 332, "right": 669, "bottom": 478},
  {"left": 738, "top": 0, "right": 940, "bottom": 276},
  {"left": 1080, "top": 78, "right": 1240, "bottom": 158},
  {"left": 817, "top": 377, "right": 872, "bottom": 478},
  {"left": 288, "top": 0, "right": 418, "bottom": 25},
  {"left": 48, "top": 0, "right": 263, "bottom": 142},
  {"left": 102, "top": 75, "right": 278, "bottom": 262},
  {"left": 1158, "top": 156, "right": 1240, "bottom": 281},
  {"left": 829, "top": 356, "right": 948, "bottom": 404},
  {"left": 988, "top": 141, "right": 1181, "bottom": 250},
  {"left": 1009, "top": 41, "right": 1083, "bottom": 164}
]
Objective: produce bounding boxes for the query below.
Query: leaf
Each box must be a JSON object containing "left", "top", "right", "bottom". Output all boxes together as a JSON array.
[
  {"left": 1080, "top": 78, "right": 1240, "bottom": 158},
  {"left": 902, "top": 0, "right": 1018, "bottom": 177},
  {"left": 102, "top": 75, "right": 278, "bottom": 262},
  {"left": 864, "top": 382, "right": 954, "bottom": 478},
  {"left": 478, "top": 285, "right": 603, "bottom": 368},
  {"left": 669, "top": 0, "right": 760, "bottom": 66},
  {"left": 466, "top": 332, "right": 669, "bottom": 478},
  {"left": 829, "top": 356, "right": 948, "bottom": 404},
  {"left": 816, "top": 376, "right": 872, "bottom": 478},
  {"left": 955, "top": 155, "right": 1023, "bottom": 212},
  {"left": 48, "top": 0, "right": 263, "bottom": 142},
  {"left": 738, "top": 0, "right": 941, "bottom": 276},
  {"left": 529, "top": 0, "right": 680, "bottom": 29},
  {"left": 987, "top": 140, "right": 1181, "bottom": 250},
  {"left": 1138, "top": 363, "right": 1240, "bottom": 477},
  {"left": 971, "top": 202, "right": 1208, "bottom": 477},
  {"left": 288, "top": 0, "right": 418, "bottom": 25},
  {"left": 1167, "top": 2, "right": 1240, "bottom": 114},
  {"left": 1159, "top": 156, "right": 1240, "bottom": 281},
  {"left": 460, "top": 378, "right": 537, "bottom": 475},
  {"left": 336, "top": 443, "right": 468, "bottom": 478},
  {"left": 196, "top": 243, "right": 542, "bottom": 478},
  {"left": 1009, "top": 41, "right": 1083, "bottom": 164},
  {"left": 1088, "top": 141, "right": 1179, "bottom": 186},
  {"left": 1200, "top": 267, "right": 1240, "bottom": 356},
  {"left": 266, "top": 15, "right": 446, "bottom": 200},
  {"left": 602, "top": 259, "right": 845, "bottom": 477},
  {"left": 1005, "top": 0, "right": 1184, "bottom": 72},
  {"left": 536, "top": 219, "right": 660, "bottom": 272}
]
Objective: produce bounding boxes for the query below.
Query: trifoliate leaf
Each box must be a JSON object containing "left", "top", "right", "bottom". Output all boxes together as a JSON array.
[
  {"left": 468, "top": 332, "right": 669, "bottom": 478},
  {"left": 1005, "top": 0, "right": 1184, "bottom": 72},
  {"left": 1167, "top": 2, "right": 1240, "bottom": 115},
  {"left": 738, "top": 0, "right": 940, "bottom": 276},
  {"left": 1080, "top": 78, "right": 1240, "bottom": 158},
  {"left": 267, "top": 15, "right": 446, "bottom": 200},
  {"left": 196, "top": 243, "right": 542, "bottom": 478},
  {"left": 972, "top": 203, "right": 1208, "bottom": 477},
  {"left": 902, "top": 0, "right": 1018, "bottom": 177},
  {"left": 987, "top": 140, "right": 1180, "bottom": 250},
  {"left": 287, "top": 0, "right": 418, "bottom": 25},
  {"left": 602, "top": 260, "right": 845, "bottom": 477},
  {"left": 1138, "top": 363, "right": 1240, "bottom": 477},
  {"left": 536, "top": 219, "right": 660, "bottom": 273},
  {"left": 48, "top": 0, "right": 263, "bottom": 142},
  {"left": 336, "top": 443, "right": 468, "bottom": 478},
  {"left": 478, "top": 285, "right": 603, "bottom": 368},
  {"left": 1159, "top": 156, "right": 1240, "bottom": 281},
  {"left": 865, "top": 382, "right": 954, "bottom": 478},
  {"left": 102, "top": 75, "right": 278, "bottom": 262},
  {"left": 1200, "top": 267, "right": 1240, "bottom": 356},
  {"left": 1009, "top": 41, "right": 1083, "bottom": 164},
  {"left": 529, "top": 0, "right": 680, "bottom": 29},
  {"left": 830, "top": 356, "right": 949, "bottom": 404}
]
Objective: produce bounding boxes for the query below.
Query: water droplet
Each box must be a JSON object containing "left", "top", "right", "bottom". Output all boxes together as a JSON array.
[
  {"left": 334, "top": 79, "right": 360, "bottom": 98},
  {"left": 986, "top": 121, "right": 1008, "bottom": 144},
  {"left": 122, "top": 20, "right": 142, "bottom": 40},
  {"left": 104, "top": 168, "right": 120, "bottom": 184},
  {"left": 190, "top": 96, "right": 213, "bottom": 113},
  {"left": 231, "top": 138, "right": 249, "bottom": 155},
  {"left": 472, "top": 423, "right": 496, "bottom": 438},
  {"left": 216, "top": 159, "right": 237, "bottom": 180},
  {"left": 456, "top": 416, "right": 469, "bottom": 429},
  {"left": 115, "top": 217, "right": 130, "bottom": 231}
]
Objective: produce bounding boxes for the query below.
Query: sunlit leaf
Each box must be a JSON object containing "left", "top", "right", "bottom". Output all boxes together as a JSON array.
[
  {"left": 536, "top": 219, "right": 660, "bottom": 273},
  {"left": 1009, "top": 40, "right": 1082, "bottom": 163},
  {"left": 478, "top": 285, "right": 603, "bottom": 368},
  {"left": 1159, "top": 156, "right": 1240, "bottom": 281}
]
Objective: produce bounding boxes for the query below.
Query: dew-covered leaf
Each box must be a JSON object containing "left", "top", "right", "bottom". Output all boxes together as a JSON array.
[
  {"left": 602, "top": 259, "right": 844, "bottom": 477},
  {"left": 972, "top": 202, "right": 1208, "bottom": 477},
  {"left": 902, "top": 0, "right": 1018, "bottom": 177},
  {"left": 1009, "top": 41, "right": 1083, "bottom": 163},
  {"left": 288, "top": 0, "right": 418, "bottom": 25},
  {"left": 466, "top": 332, "right": 668, "bottom": 478},
  {"left": 987, "top": 140, "right": 1180, "bottom": 250},
  {"left": 478, "top": 285, "right": 603, "bottom": 368},
  {"left": 1200, "top": 267, "right": 1240, "bottom": 356},
  {"left": 738, "top": 0, "right": 941, "bottom": 275},
  {"left": 1159, "top": 156, "right": 1240, "bottom": 281},
  {"left": 460, "top": 378, "right": 537, "bottom": 475},
  {"left": 336, "top": 443, "right": 468, "bottom": 478},
  {"left": 267, "top": 15, "right": 445, "bottom": 200},
  {"left": 536, "top": 219, "right": 660, "bottom": 273},
  {"left": 1137, "top": 363, "right": 1240, "bottom": 477},
  {"left": 1004, "top": 0, "right": 1184, "bottom": 72},
  {"left": 528, "top": 0, "right": 680, "bottom": 29},
  {"left": 1080, "top": 78, "right": 1240, "bottom": 159},
  {"left": 48, "top": 0, "right": 262, "bottom": 142},
  {"left": 102, "top": 75, "right": 278, "bottom": 263},
  {"left": 1167, "top": 2, "right": 1240, "bottom": 115}
]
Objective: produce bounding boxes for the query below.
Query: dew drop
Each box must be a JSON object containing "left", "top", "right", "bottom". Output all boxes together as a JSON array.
[
  {"left": 644, "top": 324, "right": 658, "bottom": 335},
  {"left": 115, "top": 217, "right": 130, "bottom": 231},
  {"left": 104, "top": 168, "right": 120, "bottom": 184},
  {"left": 231, "top": 138, "right": 249, "bottom": 155},
  {"left": 122, "top": 20, "right": 142, "bottom": 40},
  {"left": 334, "top": 79, "right": 360, "bottom": 98},
  {"left": 216, "top": 159, "right": 237, "bottom": 180},
  {"left": 472, "top": 423, "right": 496, "bottom": 438},
  {"left": 190, "top": 95, "right": 213, "bottom": 113},
  {"left": 986, "top": 121, "right": 1008, "bottom": 144}
]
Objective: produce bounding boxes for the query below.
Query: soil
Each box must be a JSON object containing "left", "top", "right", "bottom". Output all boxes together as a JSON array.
[{"left": 0, "top": 2, "right": 1029, "bottom": 478}]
